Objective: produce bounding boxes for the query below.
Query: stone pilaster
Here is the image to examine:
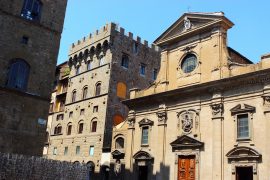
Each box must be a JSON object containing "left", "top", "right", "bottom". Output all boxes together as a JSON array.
[
  {"left": 156, "top": 104, "right": 167, "bottom": 180},
  {"left": 210, "top": 92, "right": 224, "bottom": 180}
]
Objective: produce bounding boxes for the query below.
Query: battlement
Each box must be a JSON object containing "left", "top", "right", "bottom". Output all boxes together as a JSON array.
[{"left": 69, "top": 22, "right": 160, "bottom": 55}]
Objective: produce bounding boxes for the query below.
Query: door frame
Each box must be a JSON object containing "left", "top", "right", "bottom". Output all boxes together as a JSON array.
[
  {"left": 230, "top": 162, "right": 258, "bottom": 180},
  {"left": 174, "top": 150, "right": 200, "bottom": 180}
]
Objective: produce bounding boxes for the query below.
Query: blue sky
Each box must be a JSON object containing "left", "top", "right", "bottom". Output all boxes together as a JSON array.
[{"left": 57, "top": 0, "right": 270, "bottom": 64}]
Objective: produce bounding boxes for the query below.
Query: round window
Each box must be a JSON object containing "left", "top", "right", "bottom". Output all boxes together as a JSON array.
[{"left": 181, "top": 54, "right": 197, "bottom": 73}]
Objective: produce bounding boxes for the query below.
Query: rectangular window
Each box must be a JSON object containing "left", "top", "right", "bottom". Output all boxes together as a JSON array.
[
  {"left": 69, "top": 111, "right": 73, "bottom": 118},
  {"left": 56, "top": 114, "right": 64, "bottom": 121},
  {"left": 141, "top": 127, "right": 149, "bottom": 145},
  {"left": 80, "top": 109, "right": 85, "bottom": 115},
  {"left": 140, "top": 63, "right": 146, "bottom": 76},
  {"left": 91, "top": 121, "right": 97, "bottom": 132},
  {"left": 64, "top": 147, "right": 68, "bottom": 155},
  {"left": 152, "top": 68, "right": 158, "bottom": 80},
  {"left": 76, "top": 146, "right": 80, "bottom": 155},
  {"left": 93, "top": 106, "right": 98, "bottom": 113},
  {"left": 89, "top": 146, "right": 94, "bottom": 156},
  {"left": 237, "top": 114, "right": 249, "bottom": 139},
  {"left": 133, "top": 42, "right": 138, "bottom": 54},
  {"left": 21, "top": 36, "right": 29, "bottom": 44},
  {"left": 53, "top": 147, "right": 57, "bottom": 155}
]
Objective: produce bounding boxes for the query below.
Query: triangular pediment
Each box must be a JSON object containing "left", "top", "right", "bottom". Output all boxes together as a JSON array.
[
  {"left": 138, "top": 118, "right": 154, "bottom": 127},
  {"left": 170, "top": 135, "right": 204, "bottom": 151},
  {"left": 154, "top": 12, "right": 234, "bottom": 46},
  {"left": 230, "top": 104, "right": 256, "bottom": 115}
]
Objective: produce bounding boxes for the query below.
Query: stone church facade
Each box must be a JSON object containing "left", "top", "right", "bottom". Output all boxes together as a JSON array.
[
  {"left": 0, "top": 0, "right": 67, "bottom": 156},
  {"left": 111, "top": 12, "right": 270, "bottom": 180}
]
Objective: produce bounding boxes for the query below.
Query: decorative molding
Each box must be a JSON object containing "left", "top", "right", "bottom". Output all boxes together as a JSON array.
[{"left": 138, "top": 118, "right": 154, "bottom": 127}]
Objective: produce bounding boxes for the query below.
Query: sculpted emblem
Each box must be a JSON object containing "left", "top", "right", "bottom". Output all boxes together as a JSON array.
[{"left": 181, "top": 113, "right": 193, "bottom": 133}]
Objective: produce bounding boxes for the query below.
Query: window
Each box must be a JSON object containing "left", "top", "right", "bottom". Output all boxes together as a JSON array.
[
  {"left": 49, "top": 103, "right": 54, "bottom": 113},
  {"left": 75, "top": 66, "right": 80, "bottom": 75},
  {"left": 95, "top": 83, "right": 101, "bottom": 96},
  {"left": 181, "top": 54, "right": 197, "bottom": 73},
  {"left": 21, "top": 36, "right": 29, "bottom": 44},
  {"left": 115, "top": 137, "right": 124, "bottom": 149},
  {"left": 78, "top": 122, "right": 84, "bottom": 134},
  {"left": 140, "top": 63, "right": 146, "bottom": 76},
  {"left": 59, "top": 100, "right": 65, "bottom": 111},
  {"left": 113, "top": 114, "right": 124, "bottom": 126},
  {"left": 76, "top": 146, "right": 80, "bottom": 155},
  {"left": 69, "top": 111, "right": 73, "bottom": 118},
  {"left": 141, "top": 127, "right": 149, "bottom": 145},
  {"left": 116, "top": 82, "right": 127, "bottom": 99},
  {"left": 21, "top": 0, "right": 42, "bottom": 21},
  {"left": 53, "top": 147, "right": 57, "bottom": 155},
  {"left": 133, "top": 43, "right": 138, "bottom": 54},
  {"left": 67, "top": 124, "right": 72, "bottom": 135},
  {"left": 64, "top": 147, "right": 68, "bottom": 155},
  {"left": 56, "top": 114, "right": 64, "bottom": 121},
  {"left": 152, "top": 69, "right": 158, "bottom": 80},
  {"left": 54, "top": 125, "right": 62, "bottom": 135},
  {"left": 87, "top": 61, "right": 92, "bottom": 70},
  {"left": 71, "top": 90, "right": 76, "bottom": 103},
  {"left": 80, "top": 109, "right": 85, "bottom": 115},
  {"left": 89, "top": 146, "right": 94, "bottom": 156},
  {"left": 91, "top": 121, "right": 97, "bottom": 132},
  {"left": 99, "top": 56, "right": 105, "bottom": 66},
  {"left": 6, "top": 59, "right": 30, "bottom": 90},
  {"left": 121, "top": 55, "right": 129, "bottom": 68},
  {"left": 82, "top": 87, "right": 88, "bottom": 99},
  {"left": 93, "top": 106, "right": 98, "bottom": 113},
  {"left": 237, "top": 114, "right": 249, "bottom": 139}
]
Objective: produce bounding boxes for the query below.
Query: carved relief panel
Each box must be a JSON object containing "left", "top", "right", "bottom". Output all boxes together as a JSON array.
[{"left": 177, "top": 109, "right": 199, "bottom": 136}]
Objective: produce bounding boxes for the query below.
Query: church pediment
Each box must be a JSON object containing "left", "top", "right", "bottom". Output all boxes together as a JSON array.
[
  {"left": 170, "top": 135, "right": 204, "bottom": 151},
  {"left": 226, "top": 146, "right": 261, "bottom": 161},
  {"left": 230, "top": 104, "right": 255, "bottom": 115},
  {"left": 154, "top": 12, "right": 233, "bottom": 46}
]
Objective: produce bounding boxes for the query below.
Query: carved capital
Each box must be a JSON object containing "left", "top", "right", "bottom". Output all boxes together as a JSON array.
[
  {"left": 262, "top": 95, "right": 270, "bottom": 106},
  {"left": 210, "top": 103, "right": 224, "bottom": 118},
  {"left": 156, "top": 104, "right": 167, "bottom": 125},
  {"left": 127, "top": 110, "right": 136, "bottom": 129}
]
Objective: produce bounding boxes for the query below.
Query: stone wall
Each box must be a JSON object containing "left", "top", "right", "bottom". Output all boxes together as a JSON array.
[{"left": 0, "top": 153, "right": 89, "bottom": 180}]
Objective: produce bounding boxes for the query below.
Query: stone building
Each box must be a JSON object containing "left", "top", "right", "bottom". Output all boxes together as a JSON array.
[
  {"left": 112, "top": 12, "right": 270, "bottom": 180},
  {"left": 0, "top": 0, "right": 67, "bottom": 156},
  {"left": 43, "top": 61, "right": 70, "bottom": 156},
  {"left": 47, "top": 23, "right": 160, "bottom": 177}
]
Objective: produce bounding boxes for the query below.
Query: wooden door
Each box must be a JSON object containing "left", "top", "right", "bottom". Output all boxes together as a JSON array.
[{"left": 178, "top": 156, "right": 195, "bottom": 180}]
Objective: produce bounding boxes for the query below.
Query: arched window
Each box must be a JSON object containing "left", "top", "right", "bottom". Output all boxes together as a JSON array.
[
  {"left": 91, "top": 120, "right": 97, "bottom": 132},
  {"left": 54, "top": 124, "right": 62, "bottom": 135},
  {"left": 21, "top": 0, "right": 42, "bottom": 21},
  {"left": 78, "top": 121, "right": 84, "bottom": 134},
  {"left": 95, "top": 82, "right": 101, "bottom": 96},
  {"left": 6, "top": 59, "right": 30, "bottom": 90},
  {"left": 113, "top": 114, "right": 124, "bottom": 126},
  {"left": 115, "top": 137, "right": 124, "bottom": 149},
  {"left": 71, "top": 90, "right": 76, "bottom": 103},
  {"left": 121, "top": 55, "right": 129, "bottom": 68},
  {"left": 116, "top": 82, "right": 127, "bottom": 99},
  {"left": 82, "top": 86, "right": 88, "bottom": 99},
  {"left": 67, "top": 123, "right": 72, "bottom": 135}
]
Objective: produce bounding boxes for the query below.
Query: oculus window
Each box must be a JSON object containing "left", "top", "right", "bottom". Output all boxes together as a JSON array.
[{"left": 181, "top": 54, "right": 197, "bottom": 73}]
